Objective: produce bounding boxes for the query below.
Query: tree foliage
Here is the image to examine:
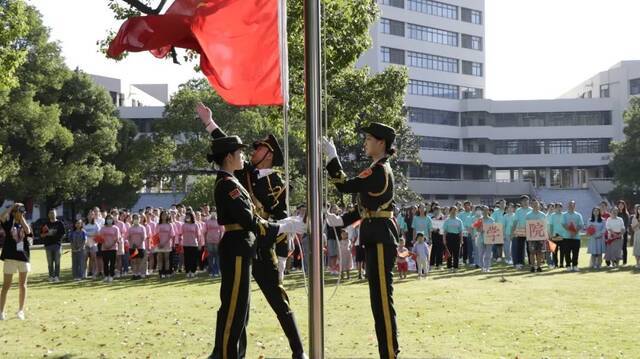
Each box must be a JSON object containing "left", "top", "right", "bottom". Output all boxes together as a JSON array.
[
  {"left": 0, "top": 1, "right": 176, "bottom": 212},
  {"left": 610, "top": 96, "right": 640, "bottom": 203}
]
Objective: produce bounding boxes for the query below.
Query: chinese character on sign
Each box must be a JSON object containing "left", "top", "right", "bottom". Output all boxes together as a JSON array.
[{"left": 526, "top": 220, "right": 547, "bottom": 241}]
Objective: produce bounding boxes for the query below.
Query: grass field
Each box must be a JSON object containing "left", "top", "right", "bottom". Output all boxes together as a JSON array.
[{"left": 0, "top": 246, "right": 639, "bottom": 358}]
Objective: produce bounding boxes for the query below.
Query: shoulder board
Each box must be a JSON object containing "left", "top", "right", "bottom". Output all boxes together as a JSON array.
[{"left": 358, "top": 168, "right": 373, "bottom": 179}]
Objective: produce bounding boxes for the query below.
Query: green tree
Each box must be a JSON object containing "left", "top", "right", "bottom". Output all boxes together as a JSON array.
[
  {"left": 0, "top": 0, "right": 30, "bottom": 104},
  {"left": 610, "top": 96, "right": 640, "bottom": 204},
  {"left": 182, "top": 175, "right": 216, "bottom": 209},
  {"left": 0, "top": 3, "right": 176, "bottom": 213}
]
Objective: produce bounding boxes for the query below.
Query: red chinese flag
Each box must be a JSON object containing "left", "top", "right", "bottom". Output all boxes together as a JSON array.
[
  {"left": 586, "top": 225, "right": 596, "bottom": 236},
  {"left": 130, "top": 248, "right": 139, "bottom": 259},
  {"left": 201, "top": 247, "right": 208, "bottom": 262},
  {"left": 150, "top": 0, "right": 202, "bottom": 58},
  {"left": 107, "top": 0, "right": 284, "bottom": 106},
  {"left": 95, "top": 235, "right": 105, "bottom": 244},
  {"left": 107, "top": 15, "right": 195, "bottom": 58},
  {"left": 191, "top": 0, "right": 283, "bottom": 105}
]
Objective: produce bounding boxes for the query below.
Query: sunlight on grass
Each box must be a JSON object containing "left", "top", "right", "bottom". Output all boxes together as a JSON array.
[{"left": 0, "top": 248, "right": 639, "bottom": 358}]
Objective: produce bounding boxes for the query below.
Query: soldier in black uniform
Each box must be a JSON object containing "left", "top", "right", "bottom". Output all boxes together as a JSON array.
[
  {"left": 323, "top": 122, "right": 400, "bottom": 359},
  {"left": 207, "top": 134, "right": 304, "bottom": 359},
  {"left": 197, "top": 103, "right": 306, "bottom": 359}
]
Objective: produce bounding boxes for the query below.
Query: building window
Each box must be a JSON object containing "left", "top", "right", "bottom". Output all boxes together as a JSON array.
[
  {"left": 461, "top": 87, "right": 483, "bottom": 99},
  {"left": 407, "top": 107, "right": 458, "bottom": 126},
  {"left": 461, "top": 60, "right": 483, "bottom": 77},
  {"left": 461, "top": 34, "right": 483, "bottom": 51},
  {"left": 380, "top": 18, "right": 405, "bottom": 37},
  {"left": 600, "top": 84, "right": 610, "bottom": 98},
  {"left": 462, "top": 111, "right": 612, "bottom": 127},
  {"left": 407, "top": 0, "right": 457, "bottom": 19},
  {"left": 409, "top": 163, "right": 460, "bottom": 179},
  {"left": 408, "top": 79, "right": 459, "bottom": 99},
  {"left": 379, "top": 0, "right": 404, "bottom": 8},
  {"left": 461, "top": 7, "right": 482, "bottom": 24},
  {"left": 381, "top": 47, "right": 405, "bottom": 65},
  {"left": 407, "top": 51, "right": 458, "bottom": 73},
  {"left": 418, "top": 136, "right": 459, "bottom": 151},
  {"left": 630, "top": 78, "right": 640, "bottom": 95},
  {"left": 407, "top": 23, "right": 458, "bottom": 47}
]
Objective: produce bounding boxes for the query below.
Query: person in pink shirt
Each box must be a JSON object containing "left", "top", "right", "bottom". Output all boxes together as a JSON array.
[
  {"left": 155, "top": 211, "right": 175, "bottom": 279},
  {"left": 195, "top": 211, "right": 207, "bottom": 271},
  {"left": 142, "top": 213, "right": 155, "bottom": 275},
  {"left": 181, "top": 212, "right": 201, "bottom": 278},
  {"left": 127, "top": 214, "right": 147, "bottom": 280},
  {"left": 99, "top": 214, "right": 121, "bottom": 283},
  {"left": 170, "top": 211, "right": 183, "bottom": 274},
  {"left": 204, "top": 211, "right": 224, "bottom": 277},
  {"left": 111, "top": 209, "right": 130, "bottom": 278}
]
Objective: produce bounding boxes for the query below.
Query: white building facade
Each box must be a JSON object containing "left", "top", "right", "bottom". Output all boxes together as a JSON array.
[{"left": 359, "top": 0, "right": 634, "bottom": 212}]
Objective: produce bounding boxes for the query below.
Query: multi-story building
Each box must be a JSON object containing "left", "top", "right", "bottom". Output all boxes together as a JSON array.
[
  {"left": 359, "top": 0, "right": 634, "bottom": 214},
  {"left": 90, "top": 74, "right": 185, "bottom": 210}
]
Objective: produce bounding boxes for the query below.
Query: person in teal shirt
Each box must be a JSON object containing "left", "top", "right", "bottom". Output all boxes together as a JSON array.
[
  {"left": 503, "top": 203, "right": 516, "bottom": 265},
  {"left": 562, "top": 200, "right": 584, "bottom": 271},
  {"left": 458, "top": 201, "right": 475, "bottom": 266},
  {"left": 548, "top": 203, "right": 568, "bottom": 268},
  {"left": 443, "top": 207, "right": 464, "bottom": 271},
  {"left": 477, "top": 206, "right": 496, "bottom": 272},
  {"left": 396, "top": 209, "right": 407, "bottom": 238},
  {"left": 412, "top": 205, "right": 432, "bottom": 245},
  {"left": 512, "top": 195, "right": 532, "bottom": 269},
  {"left": 491, "top": 200, "right": 506, "bottom": 262},
  {"left": 525, "top": 199, "right": 547, "bottom": 272}
]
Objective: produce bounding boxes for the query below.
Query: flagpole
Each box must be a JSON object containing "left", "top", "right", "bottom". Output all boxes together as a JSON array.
[{"left": 303, "top": 0, "right": 324, "bottom": 356}]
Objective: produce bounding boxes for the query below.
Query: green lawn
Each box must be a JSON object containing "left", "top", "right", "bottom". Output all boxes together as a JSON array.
[{"left": 1, "top": 247, "right": 639, "bottom": 358}]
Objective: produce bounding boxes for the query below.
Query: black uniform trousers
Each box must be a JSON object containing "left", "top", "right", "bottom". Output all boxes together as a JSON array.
[
  {"left": 365, "top": 242, "right": 399, "bottom": 359},
  {"left": 236, "top": 246, "right": 305, "bottom": 358},
  {"left": 430, "top": 232, "right": 444, "bottom": 267},
  {"left": 445, "top": 234, "right": 461, "bottom": 269},
  {"left": 210, "top": 244, "right": 251, "bottom": 359}
]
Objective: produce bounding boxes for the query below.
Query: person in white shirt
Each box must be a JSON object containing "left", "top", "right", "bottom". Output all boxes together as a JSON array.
[{"left": 605, "top": 208, "right": 625, "bottom": 267}]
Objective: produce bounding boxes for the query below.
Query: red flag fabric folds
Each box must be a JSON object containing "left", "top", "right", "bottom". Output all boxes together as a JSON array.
[{"left": 107, "top": 0, "right": 283, "bottom": 106}]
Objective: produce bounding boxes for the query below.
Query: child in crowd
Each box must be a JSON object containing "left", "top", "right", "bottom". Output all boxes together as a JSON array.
[
  {"left": 127, "top": 214, "right": 147, "bottom": 280},
  {"left": 156, "top": 211, "right": 175, "bottom": 279},
  {"left": 181, "top": 212, "right": 202, "bottom": 279},
  {"left": 99, "top": 214, "right": 121, "bottom": 283},
  {"left": 338, "top": 229, "right": 353, "bottom": 280},
  {"left": 69, "top": 220, "right": 87, "bottom": 281},
  {"left": 586, "top": 207, "right": 606, "bottom": 269},
  {"left": 413, "top": 232, "right": 429, "bottom": 278},
  {"left": 396, "top": 238, "right": 409, "bottom": 279}
]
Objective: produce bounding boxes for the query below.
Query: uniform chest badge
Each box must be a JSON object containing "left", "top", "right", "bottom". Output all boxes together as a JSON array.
[
  {"left": 229, "top": 188, "right": 242, "bottom": 199},
  {"left": 358, "top": 168, "right": 373, "bottom": 179}
]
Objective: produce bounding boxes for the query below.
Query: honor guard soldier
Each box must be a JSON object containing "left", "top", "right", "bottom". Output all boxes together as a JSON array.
[
  {"left": 323, "top": 122, "right": 400, "bottom": 359},
  {"left": 197, "top": 103, "right": 307, "bottom": 359}
]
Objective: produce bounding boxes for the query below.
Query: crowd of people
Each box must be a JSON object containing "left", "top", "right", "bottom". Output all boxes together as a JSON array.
[
  {"left": 2, "top": 196, "right": 640, "bottom": 318},
  {"left": 3, "top": 197, "right": 640, "bottom": 285},
  {"left": 382, "top": 196, "right": 640, "bottom": 276}
]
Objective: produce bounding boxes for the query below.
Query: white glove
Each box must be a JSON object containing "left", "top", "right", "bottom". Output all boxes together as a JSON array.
[
  {"left": 257, "top": 169, "right": 275, "bottom": 179},
  {"left": 196, "top": 102, "right": 218, "bottom": 133},
  {"left": 277, "top": 217, "right": 306, "bottom": 235},
  {"left": 326, "top": 213, "right": 344, "bottom": 227},
  {"left": 322, "top": 137, "right": 337, "bottom": 161}
]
